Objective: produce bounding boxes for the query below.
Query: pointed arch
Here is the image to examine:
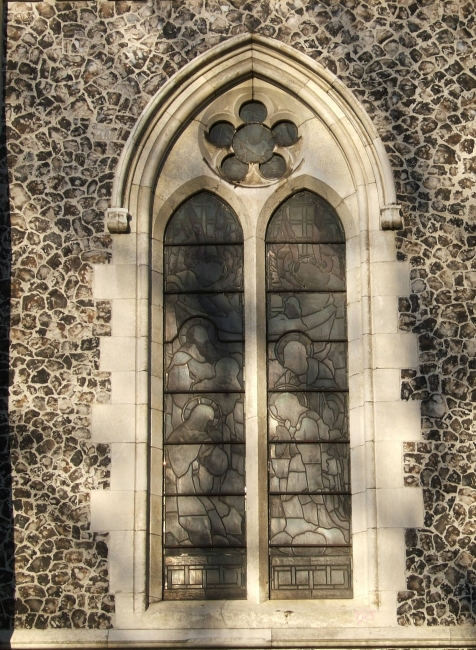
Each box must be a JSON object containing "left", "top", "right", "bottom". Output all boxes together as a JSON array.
[
  {"left": 110, "top": 33, "right": 397, "bottom": 234},
  {"left": 92, "top": 31, "right": 423, "bottom": 630}
]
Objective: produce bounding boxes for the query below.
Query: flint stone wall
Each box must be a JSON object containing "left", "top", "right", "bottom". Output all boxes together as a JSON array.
[{"left": 2, "top": 0, "right": 476, "bottom": 630}]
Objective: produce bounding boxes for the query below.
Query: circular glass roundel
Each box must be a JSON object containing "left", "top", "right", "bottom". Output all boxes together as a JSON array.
[
  {"left": 232, "top": 124, "right": 275, "bottom": 164},
  {"left": 260, "top": 154, "right": 286, "bottom": 179},
  {"left": 208, "top": 121, "right": 235, "bottom": 148},
  {"left": 221, "top": 155, "right": 248, "bottom": 182},
  {"left": 272, "top": 121, "right": 299, "bottom": 147},
  {"left": 239, "top": 101, "right": 267, "bottom": 124}
]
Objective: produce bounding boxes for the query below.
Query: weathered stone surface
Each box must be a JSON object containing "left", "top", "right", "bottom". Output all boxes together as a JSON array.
[{"left": 2, "top": 0, "right": 476, "bottom": 630}]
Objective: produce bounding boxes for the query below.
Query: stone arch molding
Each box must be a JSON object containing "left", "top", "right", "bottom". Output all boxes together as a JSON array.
[
  {"left": 90, "top": 33, "right": 424, "bottom": 643},
  {"left": 108, "top": 33, "right": 401, "bottom": 233}
]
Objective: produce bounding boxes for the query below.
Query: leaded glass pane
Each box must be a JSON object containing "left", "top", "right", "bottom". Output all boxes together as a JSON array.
[
  {"left": 208, "top": 122, "right": 235, "bottom": 148},
  {"left": 267, "top": 293, "right": 346, "bottom": 341},
  {"left": 165, "top": 245, "right": 243, "bottom": 292},
  {"left": 266, "top": 243, "right": 345, "bottom": 291},
  {"left": 269, "top": 547, "right": 352, "bottom": 600},
  {"left": 165, "top": 192, "right": 242, "bottom": 244},
  {"left": 267, "top": 340, "right": 348, "bottom": 391},
  {"left": 165, "top": 443, "right": 245, "bottom": 495},
  {"left": 269, "top": 443, "right": 350, "bottom": 493},
  {"left": 165, "top": 496, "right": 246, "bottom": 547},
  {"left": 164, "top": 394, "right": 244, "bottom": 443},
  {"left": 165, "top": 294, "right": 244, "bottom": 343},
  {"left": 266, "top": 190, "right": 351, "bottom": 599},
  {"left": 239, "top": 101, "right": 267, "bottom": 124},
  {"left": 163, "top": 193, "right": 245, "bottom": 600},
  {"left": 260, "top": 154, "right": 286, "bottom": 179},
  {"left": 272, "top": 121, "right": 299, "bottom": 147},
  {"left": 268, "top": 392, "right": 348, "bottom": 442},
  {"left": 269, "top": 494, "right": 351, "bottom": 545},
  {"left": 164, "top": 322, "right": 243, "bottom": 392},
  {"left": 164, "top": 549, "right": 246, "bottom": 601},
  {"left": 266, "top": 190, "right": 345, "bottom": 243}
]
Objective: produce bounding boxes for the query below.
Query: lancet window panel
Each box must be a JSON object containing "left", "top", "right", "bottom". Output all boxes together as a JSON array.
[
  {"left": 265, "top": 190, "right": 352, "bottom": 600},
  {"left": 162, "top": 192, "right": 246, "bottom": 601}
]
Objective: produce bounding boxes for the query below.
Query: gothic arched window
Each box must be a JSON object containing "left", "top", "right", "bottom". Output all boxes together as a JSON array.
[
  {"left": 266, "top": 191, "right": 352, "bottom": 599},
  {"left": 162, "top": 192, "right": 246, "bottom": 600}
]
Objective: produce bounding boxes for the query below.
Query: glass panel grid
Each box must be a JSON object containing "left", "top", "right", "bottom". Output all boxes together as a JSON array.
[
  {"left": 266, "top": 191, "right": 351, "bottom": 600},
  {"left": 163, "top": 193, "right": 246, "bottom": 600}
]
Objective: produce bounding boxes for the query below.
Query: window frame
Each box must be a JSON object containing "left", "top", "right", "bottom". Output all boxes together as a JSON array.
[{"left": 89, "top": 36, "right": 423, "bottom": 640}]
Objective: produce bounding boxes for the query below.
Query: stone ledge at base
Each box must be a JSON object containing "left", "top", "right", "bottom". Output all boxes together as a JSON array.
[{"left": 4, "top": 628, "right": 476, "bottom": 649}]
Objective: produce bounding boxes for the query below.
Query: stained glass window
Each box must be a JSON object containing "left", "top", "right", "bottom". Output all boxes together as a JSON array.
[
  {"left": 163, "top": 192, "right": 246, "bottom": 600},
  {"left": 266, "top": 190, "right": 352, "bottom": 599}
]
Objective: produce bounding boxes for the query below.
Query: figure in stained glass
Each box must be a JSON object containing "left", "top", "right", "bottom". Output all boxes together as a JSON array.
[{"left": 266, "top": 190, "right": 351, "bottom": 599}]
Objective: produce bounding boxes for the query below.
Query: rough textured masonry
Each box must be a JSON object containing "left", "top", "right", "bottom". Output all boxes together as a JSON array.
[{"left": 2, "top": 0, "right": 476, "bottom": 630}]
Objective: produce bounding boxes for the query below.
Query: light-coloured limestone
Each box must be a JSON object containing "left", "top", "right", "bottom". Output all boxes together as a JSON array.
[
  {"left": 377, "top": 487, "right": 424, "bottom": 528},
  {"left": 111, "top": 443, "right": 136, "bottom": 491},
  {"left": 109, "top": 530, "right": 135, "bottom": 593},
  {"left": 111, "top": 299, "right": 137, "bottom": 338},
  {"left": 373, "top": 333, "right": 418, "bottom": 368},
  {"left": 111, "top": 372, "right": 136, "bottom": 405},
  {"left": 91, "top": 404, "right": 136, "bottom": 443},
  {"left": 374, "top": 400, "right": 421, "bottom": 441},
  {"left": 373, "top": 368, "right": 401, "bottom": 402},
  {"left": 372, "top": 295, "right": 398, "bottom": 334},
  {"left": 87, "top": 33, "right": 421, "bottom": 638},
  {"left": 371, "top": 261, "right": 410, "bottom": 297},
  {"left": 100, "top": 337, "right": 136, "bottom": 372},
  {"left": 90, "top": 491, "right": 135, "bottom": 531},
  {"left": 370, "top": 230, "right": 396, "bottom": 262},
  {"left": 377, "top": 527, "right": 406, "bottom": 592},
  {"left": 375, "top": 440, "right": 404, "bottom": 488},
  {"left": 93, "top": 264, "right": 137, "bottom": 300}
]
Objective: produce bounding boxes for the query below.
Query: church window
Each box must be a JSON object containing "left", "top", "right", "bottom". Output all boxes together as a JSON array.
[
  {"left": 266, "top": 191, "right": 352, "bottom": 599},
  {"left": 162, "top": 192, "right": 246, "bottom": 600}
]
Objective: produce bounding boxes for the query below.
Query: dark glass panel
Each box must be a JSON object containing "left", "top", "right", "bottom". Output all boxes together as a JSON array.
[
  {"left": 165, "top": 443, "right": 245, "bottom": 495},
  {"left": 272, "top": 121, "right": 299, "bottom": 147},
  {"left": 164, "top": 393, "right": 244, "bottom": 444},
  {"left": 269, "top": 547, "right": 352, "bottom": 599},
  {"left": 239, "top": 101, "right": 267, "bottom": 124},
  {"left": 208, "top": 121, "right": 235, "bottom": 148},
  {"left": 269, "top": 443, "right": 350, "bottom": 493},
  {"left": 165, "top": 245, "right": 243, "bottom": 293},
  {"left": 266, "top": 191, "right": 345, "bottom": 243},
  {"left": 165, "top": 293, "right": 243, "bottom": 343},
  {"left": 268, "top": 392, "right": 348, "bottom": 442},
  {"left": 233, "top": 124, "right": 275, "bottom": 164},
  {"left": 221, "top": 155, "right": 248, "bottom": 182},
  {"left": 269, "top": 494, "right": 351, "bottom": 546},
  {"left": 268, "top": 339, "right": 347, "bottom": 391},
  {"left": 266, "top": 190, "right": 350, "bottom": 600},
  {"left": 260, "top": 154, "right": 286, "bottom": 179},
  {"left": 165, "top": 495, "right": 246, "bottom": 547},
  {"left": 164, "top": 549, "right": 246, "bottom": 600},
  {"left": 266, "top": 243, "right": 345, "bottom": 291},
  {"left": 164, "top": 192, "right": 246, "bottom": 601},
  {"left": 267, "top": 292, "right": 346, "bottom": 341},
  {"left": 165, "top": 318, "right": 243, "bottom": 392},
  {"left": 165, "top": 192, "right": 242, "bottom": 244}
]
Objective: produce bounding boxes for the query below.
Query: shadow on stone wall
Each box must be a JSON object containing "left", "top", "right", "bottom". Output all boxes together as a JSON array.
[{"left": 0, "top": 0, "right": 14, "bottom": 640}]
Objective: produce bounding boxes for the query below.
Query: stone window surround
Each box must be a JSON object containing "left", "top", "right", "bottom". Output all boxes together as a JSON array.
[{"left": 85, "top": 35, "right": 440, "bottom": 646}]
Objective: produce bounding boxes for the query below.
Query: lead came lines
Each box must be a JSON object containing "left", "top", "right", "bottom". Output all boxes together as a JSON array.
[
  {"left": 266, "top": 190, "right": 352, "bottom": 599},
  {"left": 162, "top": 192, "right": 247, "bottom": 600}
]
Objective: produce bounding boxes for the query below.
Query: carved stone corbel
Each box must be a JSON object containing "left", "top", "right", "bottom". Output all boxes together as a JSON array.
[
  {"left": 380, "top": 203, "right": 402, "bottom": 230},
  {"left": 106, "top": 208, "right": 131, "bottom": 234}
]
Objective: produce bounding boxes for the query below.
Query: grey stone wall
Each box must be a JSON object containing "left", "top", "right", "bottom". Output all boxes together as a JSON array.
[{"left": 3, "top": 0, "right": 476, "bottom": 629}]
